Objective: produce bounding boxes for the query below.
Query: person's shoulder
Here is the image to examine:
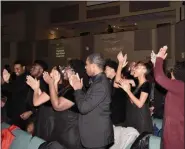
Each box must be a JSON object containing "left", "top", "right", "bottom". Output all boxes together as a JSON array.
[{"left": 143, "top": 81, "right": 150, "bottom": 87}]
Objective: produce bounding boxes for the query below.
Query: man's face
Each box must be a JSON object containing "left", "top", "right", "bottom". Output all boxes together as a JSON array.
[
  {"left": 104, "top": 66, "right": 115, "bottom": 79},
  {"left": 30, "top": 64, "right": 43, "bottom": 77},
  {"left": 85, "top": 59, "right": 94, "bottom": 77},
  {"left": 14, "top": 64, "right": 25, "bottom": 76}
]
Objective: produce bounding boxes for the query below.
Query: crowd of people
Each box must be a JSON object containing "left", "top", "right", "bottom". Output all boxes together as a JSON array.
[{"left": 1, "top": 46, "right": 184, "bottom": 149}]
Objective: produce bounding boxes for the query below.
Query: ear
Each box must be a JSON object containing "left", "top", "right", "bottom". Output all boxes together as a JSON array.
[{"left": 23, "top": 66, "right": 26, "bottom": 70}]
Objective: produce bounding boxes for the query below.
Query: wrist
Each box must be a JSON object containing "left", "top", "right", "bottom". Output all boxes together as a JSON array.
[
  {"left": 34, "top": 88, "right": 40, "bottom": 92},
  {"left": 126, "top": 90, "right": 131, "bottom": 94},
  {"left": 118, "top": 62, "right": 124, "bottom": 66},
  {"left": 49, "top": 81, "right": 55, "bottom": 86},
  {"left": 54, "top": 81, "right": 58, "bottom": 86}
]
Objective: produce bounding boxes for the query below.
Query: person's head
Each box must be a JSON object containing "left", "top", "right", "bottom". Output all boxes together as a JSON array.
[
  {"left": 13, "top": 61, "right": 25, "bottom": 76},
  {"left": 129, "top": 61, "right": 136, "bottom": 76},
  {"left": 171, "top": 61, "right": 185, "bottom": 82},
  {"left": 50, "top": 65, "right": 64, "bottom": 84},
  {"left": 64, "top": 59, "right": 89, "bottom": 87},
  {"left": 133, "top": 61, "right": 152, "bottom": 79},
  {"left": 85, "top": 53, "right": 105, "bottom": 77},
  {"left": 121, "top": 65, "right": 131, "bottom": 79},
  {"left": 31, "top": 60, "right": 48, "bottom": 78},
  {"left": 104, "top": 59, "right": 118, "bottom": 79}
]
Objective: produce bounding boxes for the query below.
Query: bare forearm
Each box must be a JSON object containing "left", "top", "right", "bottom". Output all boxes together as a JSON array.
[
  {"left": 33, "top": 88, "right": 42, "bottom": 106},
  {"left": 115, "top": 62, "right": 123, "bottom": 82},
  {"left": 54, "top": 82, "right": 58, "bottom": 93},
  {"left": 127, "top": 90, "right": 142, "bottom": 108},
  {"left": 49, "top": 82, "right": 60, "bottom": 109}
]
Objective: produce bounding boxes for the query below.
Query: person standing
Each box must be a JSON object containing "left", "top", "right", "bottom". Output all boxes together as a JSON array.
[
  {"left": 69, "top": 53, "right": 114, "bottom": 149},
  {"left": 104, "top": 59, "right": 127, "bottom": 125},
  {"left": 151, "top": 46, "right": 184, "bottom": 149},
  {"left": 2, "top": 61, "right": 30, "bottom": 129}
]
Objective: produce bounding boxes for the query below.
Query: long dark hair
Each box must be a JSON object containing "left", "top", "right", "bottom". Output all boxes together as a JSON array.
[{"left": 68, "top": 59, "right": 89, "bottom": 89}]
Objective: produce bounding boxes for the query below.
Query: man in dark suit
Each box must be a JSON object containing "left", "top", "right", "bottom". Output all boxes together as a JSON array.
[{"left": 69, "top": 53, "right": 114, "bottom": 149}]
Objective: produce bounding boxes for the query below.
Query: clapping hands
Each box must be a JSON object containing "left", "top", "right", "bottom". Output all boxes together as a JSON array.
[
  {"left": 26, "top": 75, "right": 40, "bottom": 91},
  {"left": 2, "top": 69, "right": 11, "bottom": 83},
  {"left": 69, "top": 73, "right": 83, "bottom": 90},
  {"left": 43, "top": 72, "right": 54, "bottom": 85},
  {"left": 151, "top": 45, "right": 168, "bottom": 66},
  {"left": 117, "top": 51, "right": 128, "bottom": 68}
]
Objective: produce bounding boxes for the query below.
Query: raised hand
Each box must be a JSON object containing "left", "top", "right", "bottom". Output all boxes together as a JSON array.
[
  {"left": 26, "top": 75, "right": 40, "bottom": 91},
  {"left": 117, "top": 52, "right": 128, "bottom": 68},
  {"left": 50, "top": 69, "right": 61, "bottom": 84},
  {"left": 2, "top": 69, "right": 11, "bottom": 83},
  {"left": 151, "top": 50, "right": 157, "bottom": 65},
  {"left": 69, "top": 73, "right": 83, "bottom": 90},
  {"left": 43, "top": 71, "right": 54, "bottom": 85},
  {"left": 117, "top": 51, "right": 124, "bottom": 62},
  {"left": 157, "top": 46, "right": 168, "bottom": 60}
]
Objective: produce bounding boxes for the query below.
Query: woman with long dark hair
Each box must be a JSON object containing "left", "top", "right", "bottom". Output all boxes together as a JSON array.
[
  {"left": 43, "top": 59, "right": 89, "bottom": 149},
  {"left": 117, "top": 58, "right": 153, "bottom": 134},
  {"left": 27, "top": 59, "right": 88, "bottom": 148}
]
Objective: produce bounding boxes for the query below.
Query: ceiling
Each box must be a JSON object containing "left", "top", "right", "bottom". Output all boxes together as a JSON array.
[{"left": 51, "top": 10, "right": 176, "bottom": 35}]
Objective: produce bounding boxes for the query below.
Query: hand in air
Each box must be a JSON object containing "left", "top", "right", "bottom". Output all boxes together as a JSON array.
[
  {"left": 150, "top": 50, "right": 157, "bottom": 65},
  {"left": 50, "top": 69, "right": 61, "bottom": 84},
  {"left": 69, "top": 73, "right": 83, "bottom": 90},
  {"left": 2, "top": 69, "right": 11, "bottom": 83},
  {"left": 26, "top": 75, "right": 40, "bottom": 91},
  {"left": 117, "top": 52, "right": 128, "bottom": 68},
  {"left": 43, "top": 71, "right": 54, "bottom": 85},
  {"left": 157, "top": 46, "right": 168, "bottom": 60}
]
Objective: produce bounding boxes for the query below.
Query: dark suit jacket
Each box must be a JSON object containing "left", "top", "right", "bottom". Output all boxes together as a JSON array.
[{"left": 74, "top": 73, "right": 114, "bottom": 148}]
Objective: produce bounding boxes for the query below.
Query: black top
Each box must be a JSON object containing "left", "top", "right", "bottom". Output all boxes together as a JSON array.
[
  {"left": 126, "top": 81, "right": 153, "bottom": 134},
  {"left": 110, "top": 77, "right": 127, "bottom": 125},
  {"left": 58, "top": 86, "right": 79, "bottom": 113},
  {"left": 33, "top": 76, "right": 55, "bottom": 141},
  {"left": 2, "top": 72, "right": 30, "bottom": 122},
  {"left": 53, "top": 86, "right": 82, "bottom": 149}
]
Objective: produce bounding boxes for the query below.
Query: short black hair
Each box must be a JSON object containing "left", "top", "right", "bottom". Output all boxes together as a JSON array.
[
  {"left": 87, "top": 53, "right": 105, "bottom": 70},
  {"left": 105, "top": 59, "right": 118, "bottom": 72},
  {"left": 14, "top": 60, "right": 24, "bottom": 66},
  {"left": 136, "top": 61, "right": 154, "bottom": 77},
  {"left": 173, "top": 61, "right": 185, "bottom": 82},
  {"left": 34, "top": 60, "right": 48, "bottom": 71}
]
